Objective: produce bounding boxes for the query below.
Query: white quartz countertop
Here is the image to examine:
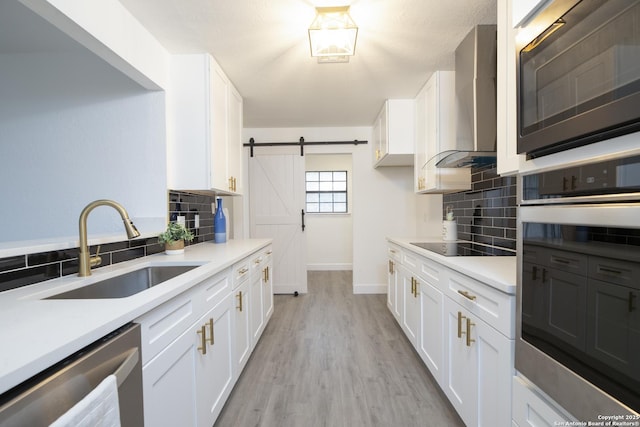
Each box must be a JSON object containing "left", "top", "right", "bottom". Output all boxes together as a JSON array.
[
  {"left": 387, "top": 237, "right": 517, "bottom": 294},
  {"left": 0, "top": 239, "right": 271, "bottom": 395}
]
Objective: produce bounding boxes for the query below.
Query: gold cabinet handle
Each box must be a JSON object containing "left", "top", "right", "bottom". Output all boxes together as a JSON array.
[
  {"left": 413, "top": 278, "right": 419, "bottom": 297},
  {"left": 238, "top": 267, "right": 248, "bottom": 275},
  {"left": 254, "top": 257, "right": 263, "bottom": 265},
  {"left": 266, "top": 250, "right": 273, "bottom": 255},
  {"left": 233, "top": 177, "right": 237, "bottom": 192},
  {"left": 197, "top": 325, "right": 207, "bottom": 355},
  {"left": 410, "top": 277, "right": 415, "bottom": 296},
  {"left": 237, "top": 291, "right": 243, "bottom": 312},
  {"left": 466, "top": 318, "right": 475, "bottom": 347},
  {"left": 388, "top": 260, "right": 395, "bottom": 274},
  {"left": 207, "top": 318, "right": 214, "bottom": 346},
  {"left": 457, "top": 290, "right": 477, "bottom": 301},
  {"left": 457, "top": 311, "right": 466, "bottom": 338},
  {"left": 229, "top": 176, "right": 234, "bottom": 191}
]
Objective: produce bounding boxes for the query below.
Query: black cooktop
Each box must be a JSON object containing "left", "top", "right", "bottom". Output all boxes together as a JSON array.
[{"left": 410, "top": 242, "right": 516, "bottom": 257}]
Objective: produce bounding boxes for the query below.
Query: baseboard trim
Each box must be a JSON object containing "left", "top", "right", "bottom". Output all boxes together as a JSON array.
[
  {"left": 353, "top": 283, "right": 387, "bottom": 294},
  {"left": 306, "top": 263, "right": 353, "bottom": 271}
]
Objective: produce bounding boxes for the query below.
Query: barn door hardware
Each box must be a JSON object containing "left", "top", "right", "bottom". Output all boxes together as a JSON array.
[{"left": 245, "top": 137, "right": 368, "bottom": 157}]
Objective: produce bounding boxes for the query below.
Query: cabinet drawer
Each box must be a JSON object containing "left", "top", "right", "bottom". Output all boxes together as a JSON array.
[
  {"left": 388, "top": 243, "right": 402, "bottom": 262},
  {"left": 418, "top": 256, "right": 441, "bottom": 286},
  {"left": 137, "top": 269, "right": 230, "bottom": 365},
  {"left": 232, "top": 258, "right": 251, "bottom": 289},
  {"left": 588, "top": 256, "right": 640, "bottom": 289},
  {"left": 200, "top": 268, "right": 231, "bottom": 307},
  {"left": 445, "top": 268, "right": 515, "bottom": 338},
  {"left": 137, "top": 290, "right": 197, "bottom": 365},
  {"left": 250, "top": 251, "right": 265, "bottom": 276}
]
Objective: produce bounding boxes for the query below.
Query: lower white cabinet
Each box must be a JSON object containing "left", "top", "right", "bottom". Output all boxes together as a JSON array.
[
  {"left": 400, "top": 264, "right": 420, "bottom": 347},
  {"left": 387, "top": 241, "right": 515, "bottom": 426},
  {"left": 443, "top": 296, "right": 512, "bottom": 427},
  {"left": 250, "top": 262, "right": 265, "bottom": 344},
  {"left": 137, "top": 244, "right": 274, "bottom": 427},
  {"left": 233, "top": 277, "right": 251, "bottom": 375},
  {"left": 142, "top": 292, "right": 234, "bottom": 427},
  {"left": 418, "top": 279, "right": 444, "bottom": 386}
]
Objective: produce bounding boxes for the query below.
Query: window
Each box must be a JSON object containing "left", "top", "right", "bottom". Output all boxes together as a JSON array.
[{"left": 305, "top": 171, "right": 347, "bottom": 213}]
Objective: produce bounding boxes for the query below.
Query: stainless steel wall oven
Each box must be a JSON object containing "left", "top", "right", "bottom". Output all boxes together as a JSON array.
[
  {"left": 516, "top": 0, "right": 640, "bottom": 159},
  {"left": 517, "top": 155, "right": 640, "bottom": 419}
]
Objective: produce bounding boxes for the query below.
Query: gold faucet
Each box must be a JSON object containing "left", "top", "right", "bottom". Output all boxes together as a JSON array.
[{"left": 78, "top": 200, "right": 141, "bottom": 277}]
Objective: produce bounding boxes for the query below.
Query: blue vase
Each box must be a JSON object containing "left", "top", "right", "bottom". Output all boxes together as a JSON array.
[{"left": 214, "top": 197, "right": 227, "bottom": 243}]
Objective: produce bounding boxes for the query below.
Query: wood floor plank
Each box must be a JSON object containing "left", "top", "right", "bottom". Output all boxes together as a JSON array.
[{"left": 214, "top": 271, "right": 464, "bottom": 427}]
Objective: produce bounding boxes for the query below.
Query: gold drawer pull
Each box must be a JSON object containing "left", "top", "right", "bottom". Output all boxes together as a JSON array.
[
  {"left": 457, "top": 311, "right": 465, "bottom": 338},
  {"left": 457, "top": 290, "right": 477, "bottom": 301},
  {"left": 238, "top": 267, "right": 248, "bottom": 275},
  {"left": 197, "top": 325, "right": 207, "bottom": 355},
  {"left": 466, "top": 318, "right": 475, "bottom": 347},
  {"left": 254, "top": 257, "right": 263, "bottom": 264},
  {"left": 237, "top": 291, "right": 243, "bottom": 312},
  {"left": 206, "top": 318, "right": 214, "bottom": 346}
]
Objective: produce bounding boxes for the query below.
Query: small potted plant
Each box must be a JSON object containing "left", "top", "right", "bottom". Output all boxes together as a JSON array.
[{"left": 158, "top": 222, "right": 194, "bottom": 254}]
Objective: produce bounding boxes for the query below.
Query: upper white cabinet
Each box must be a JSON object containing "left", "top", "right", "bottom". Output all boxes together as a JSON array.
[
  {"left": 497, "top": 0, "right": 524, "bottom": 176},
  {"left": 414, "top": 71, "right": 471, "bottom": 193},
  {"left": 168, "top": 54, "right": 243, "bottom": 195},
  {"left": 372, "top": 99, "right": 415, "bottom": 167}
]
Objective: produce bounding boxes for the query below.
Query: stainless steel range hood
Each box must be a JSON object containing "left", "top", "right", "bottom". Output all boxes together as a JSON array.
[{"left": 435, "top": 25, "right": 497, "bottom": 168}]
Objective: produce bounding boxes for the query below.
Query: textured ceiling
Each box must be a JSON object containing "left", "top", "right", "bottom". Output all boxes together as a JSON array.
[{"left": 123, "top": 1, "right": 496, "bottom": 127}]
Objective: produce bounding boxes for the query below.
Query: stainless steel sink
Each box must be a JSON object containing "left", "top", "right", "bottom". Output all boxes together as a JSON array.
[{"left": 46, "top": 265, "right": 198, "bottom": 299}]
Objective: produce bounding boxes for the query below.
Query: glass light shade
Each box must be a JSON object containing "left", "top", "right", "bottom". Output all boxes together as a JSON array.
[{"left": 308, "top": 6, "right": 358, "bottom": 57}]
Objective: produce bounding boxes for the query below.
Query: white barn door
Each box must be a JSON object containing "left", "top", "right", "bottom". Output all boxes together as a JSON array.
[{"left": 249, "top": 150, "right": 307, "bottom": 294}]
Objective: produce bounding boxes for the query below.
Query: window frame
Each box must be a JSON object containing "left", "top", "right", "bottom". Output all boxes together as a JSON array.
[{"left": 305, "top": 170, "right": 348, "bottom": 214}]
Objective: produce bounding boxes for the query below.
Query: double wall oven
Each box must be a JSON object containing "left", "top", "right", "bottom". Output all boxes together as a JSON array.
[{"left": 517, "top": 156, "right": 640, "bottom": 419}]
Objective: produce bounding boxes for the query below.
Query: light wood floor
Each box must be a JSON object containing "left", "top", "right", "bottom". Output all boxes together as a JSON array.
[{"left": 214, "top": 270, "right": 464, "bottom": 427}]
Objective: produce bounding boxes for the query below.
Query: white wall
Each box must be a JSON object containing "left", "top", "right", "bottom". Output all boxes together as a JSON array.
[
  {"left": 305, "top": 154, "right": 353, "bottom": 270},
  {"left": 242, "top": 127, "right": 419, "bottom": 293},
  {"left": 0, "top": 50, "right": 167, "bottom": 243}
]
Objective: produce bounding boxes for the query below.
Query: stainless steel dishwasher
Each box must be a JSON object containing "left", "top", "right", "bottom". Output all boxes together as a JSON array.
[{"left": 0, "top": 323, "right": 143, "bottom": 427}]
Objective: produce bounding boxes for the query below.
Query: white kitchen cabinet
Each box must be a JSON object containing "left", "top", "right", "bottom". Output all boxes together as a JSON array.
[
  {"left": 141, "top": 291, "right": 234, "bottom": 427},
  {"left": 169, "top": 53, "right": 243, "bottom": 195},
  {"left": 138, "top": 244, "right": 274, "bottom": 427},
  {"left": 262, "top": 248, "right": 274, "bottom": 323},
  {"left": 497, "top": 0, "right": 523, "bottom": 176},
  {"left": 400, "top": 264, "right": 420, "bottom": 348},
  {"left": 418, "top": 278, "right": 444, "bottom": 386},
  {"left": 386, "top": 240, "right": 515, "bottom": 426},
  {"left": 372, "top": 99, "right": 415, "bottom": 167},
  {"left": 195, "top": 293, "right": 235, "bottom": 426},
  {"left": 387, "top": 244, "right": 402, "bottom": 322},
  {"left": 444, "top": 295, "right": 513, "bottom": 427},
  {"left": 414, "top": 71, "right": 470, "bottom": 193},
  {"left": 249, "top": 252, "right": 265, "bottom": 345},
  {"left": 233, "top": 276, "right": 251, "bottom": 376}
]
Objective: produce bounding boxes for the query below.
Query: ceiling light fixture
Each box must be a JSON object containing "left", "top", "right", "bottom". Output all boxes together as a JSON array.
[{"left": 308, "top": 6, "right": 358, "bottom": 62}]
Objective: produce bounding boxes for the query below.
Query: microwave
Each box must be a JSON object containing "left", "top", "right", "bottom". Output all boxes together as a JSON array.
[{"left": 516, "top": 0, "right": 640, "bottom": 159}]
